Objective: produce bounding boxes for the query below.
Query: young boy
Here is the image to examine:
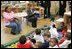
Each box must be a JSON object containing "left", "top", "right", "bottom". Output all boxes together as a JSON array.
[
  {"left": 16, "top": 35, "right": 32, "bottom": 48},
  {"left": 33, "top": 29, "right": 44, "bottom": 43},
  {"left": 42, "top": 33, "right": 50, "bottom": 48}
]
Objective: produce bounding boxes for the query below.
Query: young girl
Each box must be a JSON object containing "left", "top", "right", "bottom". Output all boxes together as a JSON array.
[
  {"left": 32, "top": 42, "right": 43, "bottom": 48},
  {"left": 49, "top": 38, "right": 59, "bottom": 48}
]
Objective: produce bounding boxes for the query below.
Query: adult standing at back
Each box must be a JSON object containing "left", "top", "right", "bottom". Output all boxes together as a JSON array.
[
  {"left": 59, "top": 1, "right": 66, "bottom": 17},
  {"left": 40, "top": 1, "right": 51, "bottom": 19}
]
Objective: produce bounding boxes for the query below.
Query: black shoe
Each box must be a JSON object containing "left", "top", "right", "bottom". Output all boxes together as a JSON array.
[
  {"left": 11, "top": 32, "right": 16, "bottom": 35},
  {"left": 44, "top": 16, "right": 47, "bottom": 19},
  {"left": 12, "top": 33, "right": 16, "bottom": 35}
]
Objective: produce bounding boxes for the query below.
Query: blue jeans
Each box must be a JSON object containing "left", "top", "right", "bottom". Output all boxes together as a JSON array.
[{"left": 6, "top": 21, "right": 21, "bottom": 34}]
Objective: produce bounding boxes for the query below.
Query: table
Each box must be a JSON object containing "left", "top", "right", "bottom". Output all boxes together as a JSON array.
[{"left": 14, "top": 11, "right": 28, "bottom": 30}]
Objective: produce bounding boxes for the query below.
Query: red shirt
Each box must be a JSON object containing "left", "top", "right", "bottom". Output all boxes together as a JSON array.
[
  {"left": 58, "top": 37, "right": 65, "bottom": 44},
  {"left": 16, "top": 40, "right": 32, "bottom": 48},
  {"left": 62, "top": 29, "right": 67, "bottom": 36}
]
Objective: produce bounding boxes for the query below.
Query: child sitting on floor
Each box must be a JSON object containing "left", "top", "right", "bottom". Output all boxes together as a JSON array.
[
  {"left": 42, "top": 33, "right": 50, "bottom": 48},
  {"left": 49, "top": 24, "right": 59, "bottom": 39},
  {"left": 33, "top": 29, "right": 44, "bottom": 43},
  {"left": 49, "top": 38, "right": 59, "bottom": 48},
  {"left": 16, "top": 35, "right": 32, "bottom": 48},
  {"left": 59, "top": 33, "right": 71, "bottom": 48},
  {"left": 32, "top": 42, "right": 43, "bottom": 48}
]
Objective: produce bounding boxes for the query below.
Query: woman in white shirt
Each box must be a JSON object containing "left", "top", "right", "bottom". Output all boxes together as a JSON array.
[{"left": 3, "top": 5, "right": 21, "bottom": 35}]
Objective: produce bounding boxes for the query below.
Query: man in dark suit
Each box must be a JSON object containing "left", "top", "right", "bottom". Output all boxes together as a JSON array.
[
  {"left": 59, "top": 1, "right": 66, "bottom": 17},
  {"left": 27, "top": 3, "right": 37, "bottom": 28},
  {"left": 40, "top": 1, "right": 51, "bottom": 19}
]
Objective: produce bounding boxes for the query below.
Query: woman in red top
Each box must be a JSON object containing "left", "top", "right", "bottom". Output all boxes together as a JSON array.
[
  {"left": 61, "top": 26, "right": 67, "bottom": 37},
  {"left": 16, "top": 35, "right": 32, "bottom": 48}
]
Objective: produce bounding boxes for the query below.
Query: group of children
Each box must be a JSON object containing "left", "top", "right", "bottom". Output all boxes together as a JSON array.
[
  {"left": 16, "top": 21, "right": 71, "bottom": 48},
  {"left": 1, "top": 21, "right": 71, "bottom": 48}
]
